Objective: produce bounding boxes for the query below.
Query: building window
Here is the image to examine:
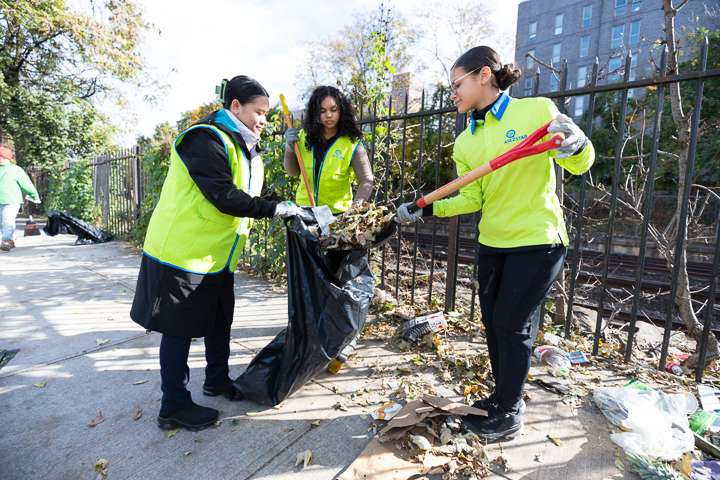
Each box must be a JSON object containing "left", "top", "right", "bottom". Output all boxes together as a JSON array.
[
  {"left": 574, "top": 96, "right": 585, "bottom": 117},
  {"left": 552, "top": 43, "right": 561, "bottom": 64},
  {"left": 583, "top": 5, "right": 592, "bottom": 27},
  {"left": 525, "top": 77, "right": 533, "bottom": 96},
  {"left": 630, "top": 21, "right": 640, "bottom": 45},
  {"left": 609, "top": 56, "right": 622, "bottom": 80},
  {"left": 580, "top": 36, "right": 590, "bottom": 58},
  {"left": 615, "top": 0, "right": 627, "bottom": 16},
  {"left": 527, "top": 50, "right": 535, "bottom": 69},
  {"left": 612, "top": 25, "right": 624, "bottom": 49},
  {"left": 555, "top": 14, "right": 563, "bottom": 35},
  {"left": 550, "top": 75, "right": 559, "bottom": 92},
  {"left": 629, "top": 54, "right": 638, "bottom": 80},
  {"left": 633, "top": 0, "right": 641, "bottom": 11},
  {"left": 529, "top": 21, "right": 537, "bottom": 42},
  {"left": 578, "top": 66, "right": 588, "bottom": 87}
]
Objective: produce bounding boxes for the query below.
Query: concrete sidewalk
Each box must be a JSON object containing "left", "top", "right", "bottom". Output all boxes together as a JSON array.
[
  {"left": 0, "top": 233, "right": 373, "bottom": 480},
  {"left": 1, "top": 231, "right": 638, "bottom": 480}
]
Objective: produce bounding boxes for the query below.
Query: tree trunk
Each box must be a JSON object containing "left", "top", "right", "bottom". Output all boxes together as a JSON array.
[{"left": 662, "top": 0, "right": 720, "bottom": 367}]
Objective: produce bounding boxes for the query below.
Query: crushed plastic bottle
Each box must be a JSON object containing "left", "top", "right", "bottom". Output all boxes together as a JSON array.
[
  {"left": 533, "top": 345, "right": 572, "bottom": 375},
  {"left": 401, "top": 312, "right": 448, "bottom": 343}
]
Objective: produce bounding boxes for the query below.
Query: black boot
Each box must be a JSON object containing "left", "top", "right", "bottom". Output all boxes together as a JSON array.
[
  {"left": 202, "top": 380, "right": 244, "bottom": 401},
  {"left": 157, "top": 402, "right": 219, "bottom": 431},
  {"left": 463, "top": 404, "right": 523, "bottom": 441}
]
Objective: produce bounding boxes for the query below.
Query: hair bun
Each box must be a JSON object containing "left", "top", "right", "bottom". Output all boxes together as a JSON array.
[{"left": 496, "top": 64, "right": 522, "bottom": 91}]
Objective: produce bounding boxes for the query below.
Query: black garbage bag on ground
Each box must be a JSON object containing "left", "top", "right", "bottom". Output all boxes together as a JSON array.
[
  {"left": 233, "top": 213, "right": 374, "bottom": 406},
  {"left": 43, "top": 211, "right": 114, "bottom": 245}
]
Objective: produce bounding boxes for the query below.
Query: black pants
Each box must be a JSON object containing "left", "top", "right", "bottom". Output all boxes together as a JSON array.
[
  {"left": 159, "top": 299, "right": 231, "bottom": 411},
  {"left": 476, "top": 244, "right": 567, "bottom": 414}
]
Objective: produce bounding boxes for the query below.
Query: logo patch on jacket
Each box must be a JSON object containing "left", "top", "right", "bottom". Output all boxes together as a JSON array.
[
  {"left": 504, "top": 130, "right": 527, "bottom": 144},
  {"left": 333, "top": 149, "right": 343, "bottom": 159}
]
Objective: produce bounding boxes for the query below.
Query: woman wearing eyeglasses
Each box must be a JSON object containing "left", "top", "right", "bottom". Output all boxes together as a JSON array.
[
  {"left": 282, "top": 85, "right": 373, "bottom": 213},
  {"left": 396, "top": 46, "right": 594, "bottom": 440}
]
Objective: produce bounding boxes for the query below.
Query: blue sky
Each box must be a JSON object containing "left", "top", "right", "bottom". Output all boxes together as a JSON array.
[{"left": 88, "top": 0, "right": 521, "bottom": 144}]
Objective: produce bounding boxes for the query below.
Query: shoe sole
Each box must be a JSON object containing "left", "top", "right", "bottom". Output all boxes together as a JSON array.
[
  {"left": 202, "top": 387, "right": 244, "bottom": 401},
  {"left": 157, "top": 416, "right": 218, "bottom": 431},
  {"left": 466, "top": 420, "right": 524, "bottom": 441}
]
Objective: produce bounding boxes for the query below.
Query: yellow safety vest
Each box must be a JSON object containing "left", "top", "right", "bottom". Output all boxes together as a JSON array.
[
  {"left": 143, "top": 124, "right": 264, "bottom": 274},
  {"left": 294, "top": 130, "right": 361, "bottom": 213}
]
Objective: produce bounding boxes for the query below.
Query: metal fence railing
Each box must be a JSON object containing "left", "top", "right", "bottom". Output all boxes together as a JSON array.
[
  {"left": 345, "top": 38, "right": 720, "bottom": 381},
  {"left": 92, "top": 146, "right": 145, "bottom": 237}
]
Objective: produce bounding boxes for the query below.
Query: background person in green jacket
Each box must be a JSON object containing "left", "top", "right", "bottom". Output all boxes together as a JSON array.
[
  {"left": 0, "top": 146, "right": 41, "bottom": 252},
  {"left": 283, "top": 85, "right": 373, "bottom": 212},
  {"left": 130, "top": 76, "right": 302, "bottom": 432},
  {"left": 397, "top": 46, "right": 595, "bottom": 440}
]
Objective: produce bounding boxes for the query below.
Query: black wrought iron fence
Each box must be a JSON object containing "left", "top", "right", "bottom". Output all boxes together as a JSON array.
[
  {"left": 92, "top": 146, "right": 145, "bottom": 237},
  {"left": 345, "top": 38, "right": 720, "bottom": 381}
]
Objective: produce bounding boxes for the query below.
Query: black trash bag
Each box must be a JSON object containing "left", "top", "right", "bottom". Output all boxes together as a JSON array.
[
  {"left": 232, "top": 212, "right": 374, "bottom": 406},
  {"left": 43, "top": 211, "right": 114, "bottom": 245}
]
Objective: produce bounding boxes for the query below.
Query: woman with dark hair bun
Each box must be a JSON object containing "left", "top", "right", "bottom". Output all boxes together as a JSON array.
[
  {"left": 397, "top": 46, "right": 595, "bottom": 440},
  {"left": 130, "top": 75, "right": 303, "bottom": 432},
  {"left": 283, "top": 85, "right": 373, "bottom": 212}
]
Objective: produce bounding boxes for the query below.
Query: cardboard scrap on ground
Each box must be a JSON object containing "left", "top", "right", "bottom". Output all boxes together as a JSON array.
[
  {"left": 336, "top": 429, "right": 449, "bottom": 480},
  {"left": 338, "top": 395, "right": 488, "bottom": 480},
  {"left": 379, "top": 394, "right": 487, "bottom": 440}
]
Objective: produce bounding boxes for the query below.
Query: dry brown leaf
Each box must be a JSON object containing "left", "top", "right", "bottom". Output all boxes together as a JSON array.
[
  {"left": 88, "top": 412, "right": 104, "bottom": 427},
  {"left": 131, "top": 410, "right": 142, "bottom": 420},
  {"left": 295, "top": 449, "right": 312, "bottom": 468},
  {"left": 284, "top": 428, "right": 294, "bottom": 432},
  {"left": 93, "top": 458, "right": 108, "bottom": 472},
  {"left": 496, "top": 453, "right": 512, "bottom": 471},
  {"left": 184, "top": 451, "right": 191, "bottom": 456},
  {"left": 94, "top": 469, "right": 108, "bottom": 480}
]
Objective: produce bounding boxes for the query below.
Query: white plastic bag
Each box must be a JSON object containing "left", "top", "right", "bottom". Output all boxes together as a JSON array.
[{"left": 593, "top": 386, "right": 693, "bottom": 461}]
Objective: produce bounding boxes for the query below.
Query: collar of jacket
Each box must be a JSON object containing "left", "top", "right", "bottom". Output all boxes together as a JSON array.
[
  {"left": 470, "top": 91, "right": 512, "bottom": 135},
  {"left": 192, "top": 111, "right": 267, "bottom": 159}
]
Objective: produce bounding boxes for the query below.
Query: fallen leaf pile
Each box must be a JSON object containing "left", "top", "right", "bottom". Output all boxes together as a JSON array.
[{"left": 312, "top": 203, "right": 393, "bottom": 250}]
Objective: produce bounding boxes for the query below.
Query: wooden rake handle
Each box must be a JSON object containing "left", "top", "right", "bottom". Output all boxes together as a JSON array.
[
  {"left": 410, "top": 121, "right": 565, "bottom": 213},
  {"left": 280, "top": 94, "right": 315, "bottom": 207}
]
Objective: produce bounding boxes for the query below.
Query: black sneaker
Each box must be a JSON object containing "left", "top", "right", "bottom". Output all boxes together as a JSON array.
[
  {"left": 463, "top": 406, "right": 524, "bottom": 441},
  {"left": 203, "top": 380, "right": 244, "bottom": 401},
  {"left": 157, "top": 402, "right": 219, "bottom": 431},
  {"left": 472, "top": 393, "right": 526, "bottom": 414}
]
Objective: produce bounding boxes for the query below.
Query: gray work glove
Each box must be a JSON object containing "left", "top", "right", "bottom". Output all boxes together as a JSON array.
[
  {"left": 273, "top": 201, "right": 303, "bottom": 219},
  {"left": 25, "top": 195, "right": 41, "bottom": 204},
  {"left": 395, "top": 202, "right": 423, "bottom": 224},
  {"left": 547, "top": 114, "right": 588, "bottom": 159},
  {"left": 284, "top": 127, "right": 301, "bottom": 153}
]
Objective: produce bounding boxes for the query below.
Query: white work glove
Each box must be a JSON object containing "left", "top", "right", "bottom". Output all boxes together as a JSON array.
[
  {"left": 25, "top": 195, "right": 41, "bottom": 204},
  {"left": 395, "top": 202, "right": 423, "bottom": 224},
  {"left": 284, "top": 127, "right": 301, "bottom": 153},
  {"left": 273, "top": 201, "right": 303, "bottom": 219},
  {"left": 547, "top": 114, "right": 588, "bottom": 159}
]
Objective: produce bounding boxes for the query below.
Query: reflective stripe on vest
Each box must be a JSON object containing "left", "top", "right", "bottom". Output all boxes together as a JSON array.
[
  {"left": 294, "top": 130, "right": 360, "bottom": 214},
  {"left": 143, "top": 124, "right": 264, "bottom": 274}
]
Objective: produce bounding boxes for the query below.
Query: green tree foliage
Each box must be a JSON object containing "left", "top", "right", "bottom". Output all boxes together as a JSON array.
[
  {"left": 0, "top": 0, "right": 156, "bottom": 168},
  {"left": 46, "top": 159, "right": 101, "bottom": 222}
]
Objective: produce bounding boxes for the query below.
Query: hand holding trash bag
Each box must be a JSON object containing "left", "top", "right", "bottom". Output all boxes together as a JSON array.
[{"left": 273, "top": 201, "right": 303, "bottom": 219}]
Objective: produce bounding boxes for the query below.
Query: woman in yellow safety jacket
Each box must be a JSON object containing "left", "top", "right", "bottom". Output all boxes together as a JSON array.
[
  {"left": 130, "top": 76, "right": 303, "bottom": 432},
  {"left": 397, "top": 46, "right": 595, "bottom": 440},
  {"left": 282, "top": 85, "right": 373, "bottom": 213}
]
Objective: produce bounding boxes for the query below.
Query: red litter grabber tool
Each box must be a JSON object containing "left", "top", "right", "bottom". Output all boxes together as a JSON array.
[{"left": 371, "top": 120, "right": 566, "bottom": 247}]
